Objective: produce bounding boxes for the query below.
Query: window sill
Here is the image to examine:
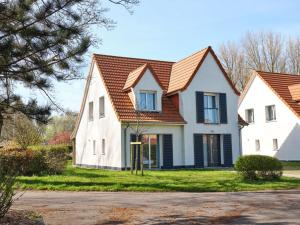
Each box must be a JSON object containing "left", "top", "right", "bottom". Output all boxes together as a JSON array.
[
  {"left": 266, "top": 120, "right": 277, "bottom": 123},
  {"left": 99, "top": 115, "right": 105, "bottom": 119}
]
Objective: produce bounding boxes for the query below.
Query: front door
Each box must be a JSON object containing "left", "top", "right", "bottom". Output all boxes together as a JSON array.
[
  {"left": 142, "top": 135, "right": 159, "bottom": 169},
  {"left": 206, "top": 134, "right": 221, "bottom": 167}
]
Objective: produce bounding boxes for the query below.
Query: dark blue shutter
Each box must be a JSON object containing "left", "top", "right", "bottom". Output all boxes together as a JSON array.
[
  {"left": 163, "top": 134, "right": 173, "bottom": 169},
  {"left": 219, "top": 93, "right": 228, "bottom": 124},
  {"left": 223, "top": 134, "right": 233, "bottom": 167},
  {"left": 194, "top": 134, "right": 204, "bottom": 168},
  {"left": 196, "top": 92, "right": 204, "bottom": 123},
  {"left": 130, "top": 134, "right": 141, "bottom": 169}
]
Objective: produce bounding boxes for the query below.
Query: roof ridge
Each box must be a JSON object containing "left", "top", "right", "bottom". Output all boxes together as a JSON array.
[
  {"left": 256, "top": 70, "right": 300, "bottom": 77},
  {"left": 93, "top": 53, "right": 175, "bottom": 63},
  {"left": 173, "top": 46, "right": 210, "bottom": 64}
]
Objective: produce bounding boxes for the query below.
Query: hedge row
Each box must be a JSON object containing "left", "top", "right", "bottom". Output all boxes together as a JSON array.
[
  {"left": 235, "top": 155, "right": 283, "bottom": 180},
  {"left": 0, "top": 145, "right": 71, "bottom": 176}
]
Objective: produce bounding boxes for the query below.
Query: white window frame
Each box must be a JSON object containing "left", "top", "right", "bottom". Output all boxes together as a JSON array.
[
  {"left": 273, "top": 139, "right": 278, "bottom": 151},
  {"left": 204, "top": 93, "right": 219, "bottom": 124},
  {"left": 255, "top": 139, "right": 260, "bottom": 151},
  {"left": 99, "top": 96, "right": 105, "bottom": 118},
  {"left": 102, "top": 138, "right": 105, "bottom": 155},
  {"left": 93, "top": 140, "right": 96, "bottom": 155},
  {"left": 139, "top": 90, "right": 157, "bottom": 111},
  {"left": 265, "top": 105, "right": 276, "bottom": 122},
  {"left": 88, "top": 101, "right": 94, "bottom": 121},
  {"left": 245, "top": 108, "right": 254, "bottom": 124}
]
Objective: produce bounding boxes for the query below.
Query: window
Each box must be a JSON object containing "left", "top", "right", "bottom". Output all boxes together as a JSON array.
[
  {"left": 102, "top": 139, "right": 105, "bottom": 155},
  {"left": 265, "top": 105, "right": 276, "bottom": 121},
  {"left": 93, "top": 140, "right": 96, "bottom": 155},
  {"left": 88, "top": 102, "right": 94, "bottom": 121},
  {"left": 139, "top": 91, "right": 156, "bottom": 111},
  {"left": 245, "top": 109, "right": 254, "bottom": 123},
  {"left": 204, "top": 94, "right": 218, "bottom": 123},
  {"left": 99, "top": 96, "right": 105, "bottom": 118},
  {"left": 273, "top": 139, "right": 278, "bottom": 151},
  {"left": 255, "top": 140, "right": 260, "bottom": 151}
]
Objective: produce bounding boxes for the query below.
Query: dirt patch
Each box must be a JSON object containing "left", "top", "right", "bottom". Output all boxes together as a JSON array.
[
  {"left": 0, "top": 210, "right": 43, "bottom": 225},
  {"left": 99, "top": 207, "right": 144, "bottom": 225}
]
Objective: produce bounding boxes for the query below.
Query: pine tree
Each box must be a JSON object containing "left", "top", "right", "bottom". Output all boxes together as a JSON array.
[{"left": 0, "top": 0, "right": 138, "bottom": 136}]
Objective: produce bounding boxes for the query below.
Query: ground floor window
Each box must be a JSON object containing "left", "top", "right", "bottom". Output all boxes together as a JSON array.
[
  {"left": 203, "top": 134, "right": 221, "bottom": 167},
  {"left": 142, "top": 134, "right": 159, "bottom": 169}
]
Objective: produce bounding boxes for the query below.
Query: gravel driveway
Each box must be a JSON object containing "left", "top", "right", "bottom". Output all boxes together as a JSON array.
[{"left": 12, "top": 190, "right": 300, "bottom": 225}]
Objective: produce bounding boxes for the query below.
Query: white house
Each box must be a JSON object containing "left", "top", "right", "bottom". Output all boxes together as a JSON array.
[
  {"left": 71, "top": 46, "right": 242, "bottom": 170},
  {"left": 239, "top": 71, "right": 300, "bottom": 161}
]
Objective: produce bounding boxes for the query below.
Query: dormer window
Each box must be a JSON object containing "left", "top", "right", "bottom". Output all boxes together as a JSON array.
[{"left": 139, "top": 91, "right": 156, "bottom": 111}]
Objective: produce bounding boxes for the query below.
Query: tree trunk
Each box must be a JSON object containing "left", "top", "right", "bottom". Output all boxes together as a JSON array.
[{"left": 0, "top": 112, "right": 3, "bottom": 139}]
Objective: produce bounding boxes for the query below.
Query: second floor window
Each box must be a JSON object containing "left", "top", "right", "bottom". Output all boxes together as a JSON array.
[
  {"left": 99, "top": 96, "right": 105, "bottom": 118},
  {"left": 88, "top": 101, "right": 93, "bottom": 121},
  {"left": 245, "top": 109, "right": 254, "bottom": 123},
  {"left": 204, "top": 94, "right": 218, "bottom": 123},
  {"left": 255, "top": 139, "right": 260, "bottom": 151},
  {"left": 139, "top": 91, "right": 156, "bottom": 111},
  {"left": 265, "top": 105, "right": 276, "bottom": 121}
]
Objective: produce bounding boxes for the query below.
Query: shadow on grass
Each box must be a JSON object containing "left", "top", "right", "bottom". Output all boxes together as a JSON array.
[{"left": 16, "top": 175, "right": 300, "bottom": 192}]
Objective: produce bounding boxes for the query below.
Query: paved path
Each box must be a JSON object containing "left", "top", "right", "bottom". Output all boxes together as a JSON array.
[
  {"left": 284, "top": 173, "right": 300, "bottom": 179},
  {"left": 12, "top": 190, "right": 300, "bottom": 225}
]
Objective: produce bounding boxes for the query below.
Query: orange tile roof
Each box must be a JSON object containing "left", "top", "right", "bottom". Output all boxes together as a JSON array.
[
  {"left": 168, "top": 48, "right": 208, "bottom": 93},
  {"left": 93, "top": 54, "right": 186, "bottom": 123},
  {"left": 256, "top": 71, "right": 300, "bottom": 119},
  {"left": 123, "top": 64, "right": 148, "bottom": 91},
  {"left": 167, "top": 46, "right": 240, "bottom": 95},
  {"left": 288, "top": 83, "right": 300, "bottom": 102}
]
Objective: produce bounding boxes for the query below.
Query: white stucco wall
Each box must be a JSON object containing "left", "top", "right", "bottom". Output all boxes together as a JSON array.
[
  {"left": 132, "top": 69, "right": 163, "bottom": 111},
  {"left": 180, "top": 52, "right": 240, "bottom": 166},
  {"left": 239, "top": 76, "right": 300, "bottom": 160},
  {"left": 121, "top": 124, "right": 184, "bottom": 168},
  {"left": 75, "top": 62, "right": 122, "bottom": 168}
]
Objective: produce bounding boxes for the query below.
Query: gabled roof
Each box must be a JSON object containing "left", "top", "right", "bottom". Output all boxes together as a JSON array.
[
  {"left": 92, "top": 54, "right": 186, "bottom": 124},
  {"left": 167, "top": 46, "right": 240, "bottom": 95},
  {"left": 240, "top": 71, "right": 300, "bottom": 120},
  {"left": 72, "top": 46, "right": 240, "bottom": 138},
  {"left": 123, "top": 63, "right": 163, "bottom": 91}
]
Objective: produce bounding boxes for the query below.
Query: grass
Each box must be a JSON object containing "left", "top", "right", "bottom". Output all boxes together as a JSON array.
[
  {"left": 15, "top": 162, "right": 300, "bottom": 192},
  {"left": 282, "top": 161, "right": 300, "bottom": 170}
]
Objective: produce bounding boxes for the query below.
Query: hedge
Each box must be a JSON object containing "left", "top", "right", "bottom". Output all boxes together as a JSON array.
[
  {"left": 0, "top": 145, "right": 71, "bottom": 176},
  {"left": 235, "top": 155, "right": 283, "bottom": 180}
]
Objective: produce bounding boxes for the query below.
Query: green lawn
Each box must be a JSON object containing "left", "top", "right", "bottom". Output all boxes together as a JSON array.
[{"left": 16, "top": 162, "right": 300, "bottom": 192}]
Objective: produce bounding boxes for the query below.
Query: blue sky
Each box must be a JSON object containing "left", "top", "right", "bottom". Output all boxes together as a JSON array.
[{"left": 26, "top": 0, "right": 300, "bottom": 113}]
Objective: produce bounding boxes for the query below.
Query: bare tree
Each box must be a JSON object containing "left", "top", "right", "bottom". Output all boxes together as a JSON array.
[
  {"left": 219, "top": 31, "right": 300, "bottom": 91},
  {"left": 286, "top": 37, "right": 300, "bottom": 75},
  {"left": 14, "top": 116, "right": 43, "bottom": 149},
  {"left": 219, "top": 42, "right": 250, "bottom": 90}
]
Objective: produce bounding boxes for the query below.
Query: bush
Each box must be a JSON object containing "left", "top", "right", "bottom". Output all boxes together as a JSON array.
[
  {"left": 0, "top": 145, "right": 70, "bottom": 176},
  {"left": 235, "top": 155, "right": 283, "bottom": 180},
  {"left": 0, "top": 173, "right": 16, "bottom": 219}
]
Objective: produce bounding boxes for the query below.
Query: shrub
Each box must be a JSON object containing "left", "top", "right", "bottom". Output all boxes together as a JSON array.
[
  {"left": 235, "top": 155, "right": 283, "bottom": 180},
  {"left": 0, "top": 173, "right": 16, "bottom": 219},
  {"left": 0, "top": 145, "right": 70, "bottom": 176}
]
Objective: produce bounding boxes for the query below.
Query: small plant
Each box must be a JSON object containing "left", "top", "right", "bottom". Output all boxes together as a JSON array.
[
  {"left": 235, "top": 155, "right": 283, "bottom": 180},
  {"left": 0, "top": 172, "right": 16, "bottom": 219}
]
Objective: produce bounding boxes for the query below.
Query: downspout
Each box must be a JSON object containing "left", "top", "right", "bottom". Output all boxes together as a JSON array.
[
  {"left": 238, "top": 124, "right": 245, "bottom": 156},
  {"left": 124, "top": 122, "right": 130, "bottom": 170}
]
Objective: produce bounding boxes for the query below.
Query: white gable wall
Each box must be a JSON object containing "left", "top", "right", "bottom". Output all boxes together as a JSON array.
[
  {"left": 132, "top": 69, "right": 163, "bottom": 111},
  {"left": 75, "top": 63, "right": 122, "bottom": 168},
  {"left": 180, "top": 52, "right": 240, "bottom": 166},
  {"left": 238, "top": 76, "right": 300, "bottom": 160}
]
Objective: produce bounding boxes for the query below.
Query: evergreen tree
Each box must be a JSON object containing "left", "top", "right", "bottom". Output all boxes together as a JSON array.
[{"left": 0, "top": 0, "right": 138, "bottom": 136}]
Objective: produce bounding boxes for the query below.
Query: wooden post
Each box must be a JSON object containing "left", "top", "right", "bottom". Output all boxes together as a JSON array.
[
  {"left": 135, "top": 144, "right": 138, "bottom": 175},
  {"left": 130, "top": 144, "right": 133, "bottom": 175},
  {"left": 140, "top": 144, "right": 144, "bottom": 176}
]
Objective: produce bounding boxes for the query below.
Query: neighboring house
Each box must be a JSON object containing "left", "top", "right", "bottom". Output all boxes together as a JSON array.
[
  {"left": 71, "top": 46, "right": 242, "bottom": 170},
  {"left": 239, "top": 71, "right": 300, "bottom": 161}
]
